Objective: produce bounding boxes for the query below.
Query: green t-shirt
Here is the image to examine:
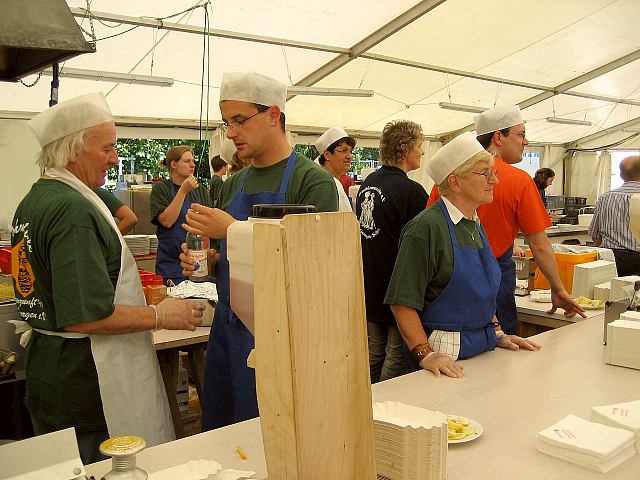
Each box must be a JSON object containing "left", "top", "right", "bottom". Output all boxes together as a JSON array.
[
  {"left": 94, "top": 187, "right": 124, "bottom": 216},
  {"left": 218, "top": 154, "right": 338, "bottom": 213},
  {"left": 12, "top": 179, "right": 122, "bottom": 431},
  {"left": 384, "top": 203, "right": 487, "bottom": 311},
  {"left": 208, "top": 175, "right": 224, "bottom": 208},
  {"left": 149, "top": 179, "right": 213, "bottom": 228}
]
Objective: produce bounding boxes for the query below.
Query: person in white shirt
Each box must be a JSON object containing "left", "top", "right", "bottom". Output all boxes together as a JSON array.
[{"left": 316, "top": 126, "right": 356, "bottom": 212}]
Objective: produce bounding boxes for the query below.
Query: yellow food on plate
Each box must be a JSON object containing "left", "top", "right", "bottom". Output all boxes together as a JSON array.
[
  {"left": 574, "top": 296, "right": 605, "bottom": 308},
  {"left": 447, "top": 416, "right": 476, "bottom": 440}
]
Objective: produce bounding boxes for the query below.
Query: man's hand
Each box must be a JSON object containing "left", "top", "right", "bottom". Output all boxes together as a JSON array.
[
  {"left": 497, "top": 334, "right": 541, "bottom": 351},
  {"left": 180, "top": 243, "right": 217, "bottom": 277},
  {"left": 513, "top": 245, "right": 526, "bottom": 257},
  {"left": 418, "top": 352, "right": 464, "bottom": 378},
  {"left": 547, "top": 288, "right": 587, "bottom": 318},
  {"left": 154, "top": 298, "right": 204, "bottom": 331},
  {"left": 184, "top": 203, "right": 236, "bottom": 239}
]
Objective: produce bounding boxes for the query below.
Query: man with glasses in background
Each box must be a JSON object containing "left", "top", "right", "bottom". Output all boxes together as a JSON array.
[
  {"left": 428, "top": 106, "right": 584, "bottom": 335},
  {"left": 181, "top": 72, "right": 338, "bottom": 430}
]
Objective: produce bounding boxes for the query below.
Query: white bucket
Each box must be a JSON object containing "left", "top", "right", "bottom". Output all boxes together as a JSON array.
[{"left": 227, "top": 217, "right": 280, "bottom": 334}]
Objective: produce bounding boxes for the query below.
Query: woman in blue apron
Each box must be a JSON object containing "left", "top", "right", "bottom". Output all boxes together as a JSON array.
[
  {"left": 150, "top": 145, "right": 212, "bottom": 285},
  {"left": 200, "top": 151, "right": 297, "bottom": 430},
  {"left": 385, "top": 133, "right": 540, "bottom": 378}
]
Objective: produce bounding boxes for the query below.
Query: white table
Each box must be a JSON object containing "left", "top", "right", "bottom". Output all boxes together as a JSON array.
[
  {"left": 86, "top": 318, "right": 639, "bottom": 480},
  {"left": 516, "top": 295, "right": 605, "bottom": 337},
  {"left": 515, "top": 225, "right": 592, "bottom": 247}
]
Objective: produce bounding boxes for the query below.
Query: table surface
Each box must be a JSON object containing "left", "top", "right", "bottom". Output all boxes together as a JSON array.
[
  {"left": 86, "top": 317, "right": 639, "bottom": 480},
  {"left": 152, "top": 326, "right": 211, "bottom": 351},
  {"left": 515, "top": 295, "right": 605, "bottom": 321}
]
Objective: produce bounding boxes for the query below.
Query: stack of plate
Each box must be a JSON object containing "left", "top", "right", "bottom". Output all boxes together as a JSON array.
[
  {"left": 149, "top": 235, "right": 158, "bottom": 253},
  {"left": 372, "top": 402, "right": 447, "bottom": 480},
  {"left": 124, "top": 234, "right": 150, "bottom": 256},
  {"left": 536, "top": 414, "right": 635, "bottom": 473},
  {"left": 592, "top": 400, "right": 640, "bottom": 453},
  {"left": 605, "top": 319, "right": 640, "bottom": 369},
  {"left": 572, "top": 260, "right": 617, "bottom": 299}
]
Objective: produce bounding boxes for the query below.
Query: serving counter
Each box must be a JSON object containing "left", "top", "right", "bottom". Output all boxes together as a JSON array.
[
  {"left": 515, "top": 225, "right": 592, "bottom": 247},
  {"left": 516, "top": 295, "right": 604, "bottom": 337},
  {"left": 86, "top": 318, "right": 639, "bottom": 480}
]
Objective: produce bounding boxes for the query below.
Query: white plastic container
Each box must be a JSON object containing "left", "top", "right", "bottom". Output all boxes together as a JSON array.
[
  {"left": 578, "top": 213, "right": 594, "bottom": 226},
  {"left": 227, "top": 217, "right": 280, "bottom": 334}
]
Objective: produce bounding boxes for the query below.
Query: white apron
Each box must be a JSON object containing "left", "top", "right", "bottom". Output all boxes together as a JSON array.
[{"left": 17, "top": 168, "right": 175, "bottom": 446}]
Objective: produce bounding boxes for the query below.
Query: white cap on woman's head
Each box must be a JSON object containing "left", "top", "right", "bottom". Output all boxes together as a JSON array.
[
  {"left": 425, "top": 132, "right": 485, "bottom": 184},
  {"left": 219, "top": 72, "right": 287, "bottom": 112},
  {"left": 219, "top": 139, "right": 236, "bottom": 163},
  {"left": 315, "top": 126, "right": 350, "bottom": 153},
  {"left": 28, "top": 92, "right": 113, "bottom": 147},
  {"left": 474, "top": 105, "right": 523, "bottom": 136}
]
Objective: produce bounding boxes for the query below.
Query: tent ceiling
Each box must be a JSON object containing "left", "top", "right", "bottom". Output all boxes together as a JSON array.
[{"left": 1, "top": 0, "right": 640, "bottom": 146}]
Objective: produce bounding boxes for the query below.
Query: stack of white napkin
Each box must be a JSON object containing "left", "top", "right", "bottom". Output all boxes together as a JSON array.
[
  {"left": 605, "top": 319, "right": 640, "bottom": 369},
  {"left": 372, "top": 402, "right": 447, "bottom": 480},
  {"left": 536, "top": 414, "right": 635, "bottom": 473},
  {"left": 592, "top": 400, "right": 640, "bottom": 453},
  {"left": 572, "top": 260, "right": 617, "bottom": 299}
]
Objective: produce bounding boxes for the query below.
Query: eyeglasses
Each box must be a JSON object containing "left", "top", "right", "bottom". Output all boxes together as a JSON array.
[
  {"left": 471, "top": 169, "right": 499, "bottom": 181},
  {"left": 221, "top": 110, "right": 265, "bottom": 131},
  {"left": 334, "top": 147, "right": 353, "bottom": 155}
]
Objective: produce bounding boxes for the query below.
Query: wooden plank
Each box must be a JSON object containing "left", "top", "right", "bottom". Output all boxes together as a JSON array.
[
  {"left": 253, "top": 222, "right": 298, "bottom": 479},
  {"left": 280, "top": 212, "right": 375, "bottom": 479}
]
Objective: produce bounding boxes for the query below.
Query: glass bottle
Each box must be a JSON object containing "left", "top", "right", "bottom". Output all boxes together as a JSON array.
[{"left": 186, "top": 232, "right": 209, "bottom": 282}]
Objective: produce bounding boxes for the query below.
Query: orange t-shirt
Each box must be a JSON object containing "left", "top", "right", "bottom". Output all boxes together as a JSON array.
[{"left": 427, "top": 156, "right": 551, "bottom": 258}]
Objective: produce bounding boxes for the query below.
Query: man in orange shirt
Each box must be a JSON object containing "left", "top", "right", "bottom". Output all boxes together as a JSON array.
[{"left": 428, "top": 106, "right": 584, "bottom": 334}]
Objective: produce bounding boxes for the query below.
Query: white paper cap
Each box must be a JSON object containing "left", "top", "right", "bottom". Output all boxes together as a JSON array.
[
  {"left": 220, "top": 72, "right": 286, "bottom": 112},
  {"left": 474, "top": 105, "right": 523, "bottom": 136},
  {"left": 219, "top": 138, "right": 236, "bottom": 163},
  {"left": 314, "top": 126, "right": 352, "bottom": 153},
  {"left": 28, "top": 92, "right": 113, "bottom": 147},
  {"left": 425, "top": 132, "right": 486, "bottom": 184}
]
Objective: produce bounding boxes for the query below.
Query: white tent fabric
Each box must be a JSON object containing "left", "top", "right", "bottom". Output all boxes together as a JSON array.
[
  {"left": 1, "top": 0, "right": 640, "bottom": 146},
  {"left": 566, "top": 151, "right": 611, "bottom": 204},
  {"left": 541, "top": 146, "right": 567, "bottom": 197}
]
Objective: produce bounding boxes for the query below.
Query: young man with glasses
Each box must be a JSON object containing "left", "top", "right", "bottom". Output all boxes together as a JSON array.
[
  {"left": 428, "top": 105, "right": 584, "bottom": 335},
  {"left": 316, "top": 126, "right": 357, "bottom": 212},
  {"left": 181, "top": 72, "right": 338, "bottom": 431}
]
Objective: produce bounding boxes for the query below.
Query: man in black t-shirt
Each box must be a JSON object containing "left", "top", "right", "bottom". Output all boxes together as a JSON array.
[{"left": 356, "top": 120, "right": 428, "bottom": 383}]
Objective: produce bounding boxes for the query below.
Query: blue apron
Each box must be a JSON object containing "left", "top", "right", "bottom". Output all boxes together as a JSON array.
[
  {"left": 407, "top": 200, "right": 501, "bottom": 370},
  {"left": 155, "top": 181, "right": 202, "bottom": 285},
  {"left": 201, "top": 151, "right": 297, "bottom": 431},
  {"left": 495, "top": 246, "right": 518, "bottom": 335}
]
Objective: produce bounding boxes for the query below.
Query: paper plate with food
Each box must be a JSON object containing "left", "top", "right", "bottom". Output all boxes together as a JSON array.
[
  {"left": 574, "top": 296, "right": 605, "bottom": 310},
  {"left": 446, "top": 414, "right": 483, "bottom": 444}
]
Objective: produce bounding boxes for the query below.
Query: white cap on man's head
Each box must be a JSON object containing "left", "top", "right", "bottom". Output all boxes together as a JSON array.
[
  {"left": 219, "top": 138, "right": 236, "bottom": 163},
  {"left": 315, "top": 126, "right": 351, "bottom": 153},
  {"left": 425, "top": 132, "right": 486, "bottom": 184},
  {"left": 474, "top": 105, "right": 523, "bottom": 136},
  {"left": 28, "top": 92, "right": 113, "bottom": 147},
  {"left": 220, "top": 72, "right": 287, "bottom": 112}
]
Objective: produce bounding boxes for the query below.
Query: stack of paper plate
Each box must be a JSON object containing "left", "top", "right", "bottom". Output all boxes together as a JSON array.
[
  {"left": 605, "top": 319, "right": 640, "bottom": 369},
  {"left": 149, "top": 235, "right": 158, "bottom": 253},
  {"left": 592, "top": 400, "right": 640, "bottom": 453},
  {"left": 536, "top": 414, "right": 635, "bottom": 473},
  {"left": 124, "top": 234, "right": 150, "bottom": 256},
  {"left": 372, "top": 402, "right": 447, "bottom": 480}
]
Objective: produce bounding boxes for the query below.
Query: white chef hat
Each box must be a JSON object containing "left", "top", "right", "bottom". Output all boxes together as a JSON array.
[
  {"left": 28, "top": 92, "right": 113, "bottom": 148},
  {"left": 314, "top": 126, "right": 354, "bottom": 153},
  {"left": 220, "top": 72, "right": 287, "bottom": 112},
  {"left": 425, "top": 132, "right": 486, "bottom": 184},
  {"left": 474, "top": 105, "right": 523, "bottom": 136},
  {"left": 219, "top": 138, "right": 236, "bottom": 163}
]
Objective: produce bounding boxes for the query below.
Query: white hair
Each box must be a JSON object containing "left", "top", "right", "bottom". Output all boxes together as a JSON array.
[{"left": 37, "top": 128, "right": 89, "bottom": 169}]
